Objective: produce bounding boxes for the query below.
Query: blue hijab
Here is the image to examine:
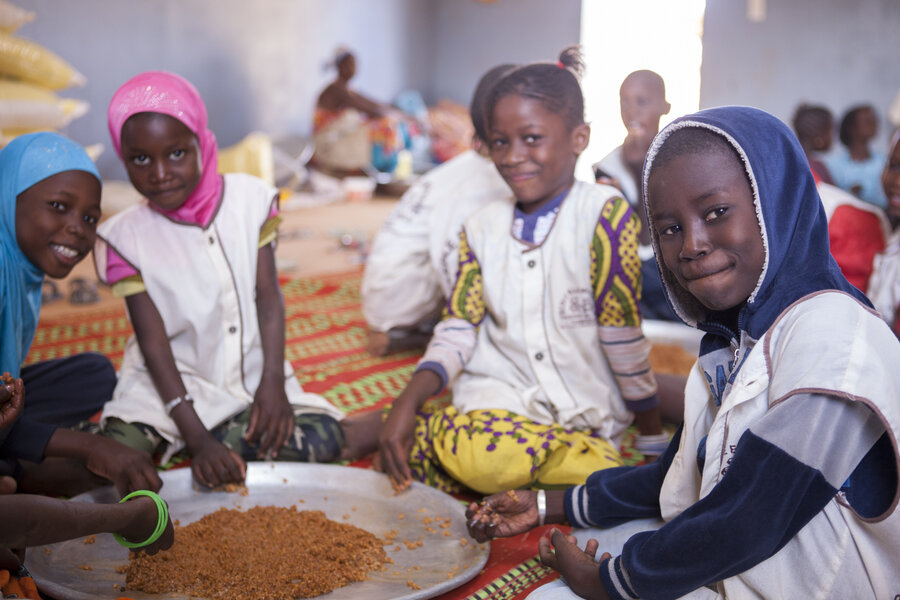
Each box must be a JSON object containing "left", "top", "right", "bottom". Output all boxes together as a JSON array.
[
  {"left": 642, "top": 106, "right": 869, "bottom": 366},
  {"left": 0, "top": 132, "right": 100, "bottom": 377}
]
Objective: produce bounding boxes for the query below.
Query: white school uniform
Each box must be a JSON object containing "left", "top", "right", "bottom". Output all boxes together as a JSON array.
[
  {"left": 450, "top": 181, "right": 632, "bottom": 442},
  {"left": 361, "top": 150, "right": 509, "bottom": 332},
  {"left": 660, "top": 292, "right": 900, "bottom": 600},
  {"left": 96, "top": 173, "right": 341, "bottom": 461}
]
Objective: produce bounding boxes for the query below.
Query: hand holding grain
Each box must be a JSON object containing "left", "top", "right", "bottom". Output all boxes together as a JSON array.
[
  {"left": 465, "top": 489, "right": 538, "bottom": 542},
  {"left": 0, "top": 374, "right": 24, "bottom": 431}
]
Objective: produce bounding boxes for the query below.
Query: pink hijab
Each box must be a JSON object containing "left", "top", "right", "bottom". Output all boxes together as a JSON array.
[{"left": 108, "top": 70, "right": 222, "bottom": 227}]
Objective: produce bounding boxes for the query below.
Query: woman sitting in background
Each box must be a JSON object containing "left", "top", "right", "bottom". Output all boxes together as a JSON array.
[{"left": 313, "top": 47, "right": 416, "bottom": 174}]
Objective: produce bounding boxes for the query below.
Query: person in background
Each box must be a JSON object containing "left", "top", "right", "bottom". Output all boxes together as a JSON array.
[
  {"left": 362, "top": 63, "right": 515, "bottom": 357},
  {"left": 827, "top": 103, "right": 888, "bottom": 208},
  {"left": 865, "top": 129, "right": 900, "bottom": 335},
  {"left": 593, "top": 70, "right": 676, "bottom": 321},
  {"left": 313, "top": 47, "right": 416, "bottom": 174},
  {"left": 791, "top": 102, "right": 835, "bottom": 184}
]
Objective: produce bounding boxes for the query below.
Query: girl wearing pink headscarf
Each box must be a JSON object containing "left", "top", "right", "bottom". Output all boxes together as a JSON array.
[{"left": 95, "top": 72, "right": 378, "bottom": 489}]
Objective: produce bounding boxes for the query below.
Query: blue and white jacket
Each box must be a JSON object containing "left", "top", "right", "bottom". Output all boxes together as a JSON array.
[{"left": 565, "top": 107, "right": 900, "bottom": 600}]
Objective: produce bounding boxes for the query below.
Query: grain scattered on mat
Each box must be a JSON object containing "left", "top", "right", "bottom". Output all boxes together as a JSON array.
[{"left": 125, "top": 506, "right": 387, "bottom": 600}]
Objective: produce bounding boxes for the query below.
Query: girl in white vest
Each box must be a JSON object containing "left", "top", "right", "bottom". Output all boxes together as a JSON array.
[
  {"left": 95, "top": 72, "right": 378, "bottom": 490},
  {"left": 377, "top": 48, "right": 668, "bottom": 496},
  {"left": 466, "top": 107, "right": 900, "bottom": 600}
]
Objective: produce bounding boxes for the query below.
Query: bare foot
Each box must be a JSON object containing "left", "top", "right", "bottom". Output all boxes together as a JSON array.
[{"left": 339, "top": 409, "right": 384, "bottom": 460}]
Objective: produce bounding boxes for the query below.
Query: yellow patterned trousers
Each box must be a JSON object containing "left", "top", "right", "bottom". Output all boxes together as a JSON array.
[{"left": 409, "top": 406, "right": 622, "bottom": 495}]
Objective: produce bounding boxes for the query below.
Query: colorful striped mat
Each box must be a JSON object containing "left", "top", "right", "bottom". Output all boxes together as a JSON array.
[{"left": 26, "top": 270, "right": 650, "bottom": 600}]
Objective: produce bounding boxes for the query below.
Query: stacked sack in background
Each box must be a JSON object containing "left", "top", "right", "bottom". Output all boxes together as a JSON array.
[{"left": 0, "top": 0, "right": 88, "bottom": 148}]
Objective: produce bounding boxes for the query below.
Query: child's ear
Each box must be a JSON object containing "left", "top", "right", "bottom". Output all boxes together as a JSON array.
[{"left": 571, "top": 123, "right": 590, "bottom": 155}]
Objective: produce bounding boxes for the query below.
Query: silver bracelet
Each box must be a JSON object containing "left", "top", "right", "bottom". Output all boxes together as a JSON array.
[
  {"left": 164, "top": 393, "right": 193, "bottom": 415},
  {"left": 536, "top": 489, "right": 547, "bottom": 526}
]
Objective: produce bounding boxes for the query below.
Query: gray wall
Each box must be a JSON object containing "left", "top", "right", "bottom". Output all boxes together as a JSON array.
[
  {"left": 701, "top": 0, "right": 900, "bottom": 151},
  {"left": 428, "top": 0, "right": 582, "bottom": 106},
  {"left": 18, "top": 0, "right": 434, "bottom": 178},
  {"left": 16, "top": 0, "right": 580, "bottom": 180}
]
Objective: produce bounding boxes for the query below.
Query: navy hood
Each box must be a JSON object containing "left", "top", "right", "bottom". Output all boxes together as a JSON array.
[{"left": 641, "top": 106, "right": 870, "bottom": 344}]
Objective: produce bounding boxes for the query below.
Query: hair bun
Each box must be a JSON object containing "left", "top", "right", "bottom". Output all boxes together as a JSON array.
[{"left": 557, "top": 46, "right": 585, "bottom": 80}]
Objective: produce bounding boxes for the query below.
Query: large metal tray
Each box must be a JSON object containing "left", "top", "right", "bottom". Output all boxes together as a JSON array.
[{"left": 26, "top": 463, "right": 490, "bottom": 600}]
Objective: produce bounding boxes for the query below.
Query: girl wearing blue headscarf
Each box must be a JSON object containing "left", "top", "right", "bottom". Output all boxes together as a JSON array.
[
  {"left": 464, "top": 107, "right": 900, "bottom": 600},
  {"left": 0, "top": 132, "right": 160, "bottom": 497}
]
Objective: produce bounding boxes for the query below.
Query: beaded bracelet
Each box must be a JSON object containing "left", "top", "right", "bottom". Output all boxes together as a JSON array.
[{"left": 113, "top": 490, "right": 169, "bottom": 549}]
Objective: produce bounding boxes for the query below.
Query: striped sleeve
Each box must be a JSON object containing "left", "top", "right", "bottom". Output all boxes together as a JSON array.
[
  {"left": 592, "top": 198, "right": 657, "bottom": 406},
  {"left": 600, "top": 394, "right": 885, "bottom": 600}
]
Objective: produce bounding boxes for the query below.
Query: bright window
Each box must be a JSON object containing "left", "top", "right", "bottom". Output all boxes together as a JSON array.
[{"left": 578, "top": 0, "right": 706, "bottom": 181}]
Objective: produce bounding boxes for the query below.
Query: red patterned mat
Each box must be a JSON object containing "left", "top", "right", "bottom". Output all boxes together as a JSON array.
[{"left": 27, "top": 270, "right": 650, "bottom": 600}]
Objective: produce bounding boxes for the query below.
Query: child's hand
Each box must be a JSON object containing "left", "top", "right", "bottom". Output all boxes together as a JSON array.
[
  {"left": 245, "top": 375, "right": 294, "bottom": 459},
  {"left": 190, "top": 437, "right": 246, "bottom": 489},
  {"left": 83, "top": 435, "right": 162, "bottom": 495},
  {"left": 117, "top": 495, "right": 175, "bottom": 556},
  {"left": 465, "top": 490, "right": 539, "bottom": 542},
  {"left": 0, "top": 377, "right": 24, "bottom": 431},
  {"left": 375, "top": 403, "right": 417, "bottom": 492},
  {"left": 538, "top": 528, "right": 611, "bottom": 600}
]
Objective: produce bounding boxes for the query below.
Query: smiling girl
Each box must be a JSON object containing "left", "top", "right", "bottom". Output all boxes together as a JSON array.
[
  {"left": 1, "top": 132, "right": 162, "bottom": 498},
  {"left": 95, "top": 72, "right": 378, "bottom": 489},
  {"left": 377, "top": 48, "right": 668, "bottom": 495}
]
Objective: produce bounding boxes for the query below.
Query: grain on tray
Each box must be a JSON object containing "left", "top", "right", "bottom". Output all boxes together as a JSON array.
[
  {"left": 125, "top": 506, "right": 388, "bottom": 600},
  {"left": 649, "top": 343, "right": 695, "bottom": 376},
  {"left": 83, "top": 535, "right": 95, "bottom": 544},
  {"left": 407, "top": 580, "right": 421, "bottom": 590},
  {"left": 196, "top": 482, "right": 247, "bottom": 494}
]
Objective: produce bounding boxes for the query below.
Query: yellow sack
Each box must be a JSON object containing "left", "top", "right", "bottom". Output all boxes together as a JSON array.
[
  {"left": 0, "top": 79, "right": 88, "bottom": 129},
  {"left": 0, "top": 31, "right": 85, "bottom": 89},
  {"left": 218, "top": 132, "right": 275, "bottom": 186},
  {"left": 0, "top": 0, "right": 34, "bottom": 33},
  {"left": 0, "top": 126, "right": 51, "bottom": 148}
]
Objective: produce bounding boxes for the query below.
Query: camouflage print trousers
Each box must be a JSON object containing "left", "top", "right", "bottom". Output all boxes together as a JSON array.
[{"left": 103, "top": 407, "right": 344, "bottom": 463}]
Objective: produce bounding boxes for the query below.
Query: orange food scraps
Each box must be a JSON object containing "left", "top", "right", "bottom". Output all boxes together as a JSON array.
[{"left": 125, "top": 506, "right": 387, "bottom": 600}]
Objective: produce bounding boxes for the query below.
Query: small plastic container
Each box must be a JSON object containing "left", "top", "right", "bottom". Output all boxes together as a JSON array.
[{"left": 342, "top": 176, "right": 376, "bottom": 202}]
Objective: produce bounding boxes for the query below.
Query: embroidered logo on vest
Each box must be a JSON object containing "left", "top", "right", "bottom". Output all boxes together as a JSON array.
[{"left": 559, "top": 288, "right": 595, "bottom": 329}]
